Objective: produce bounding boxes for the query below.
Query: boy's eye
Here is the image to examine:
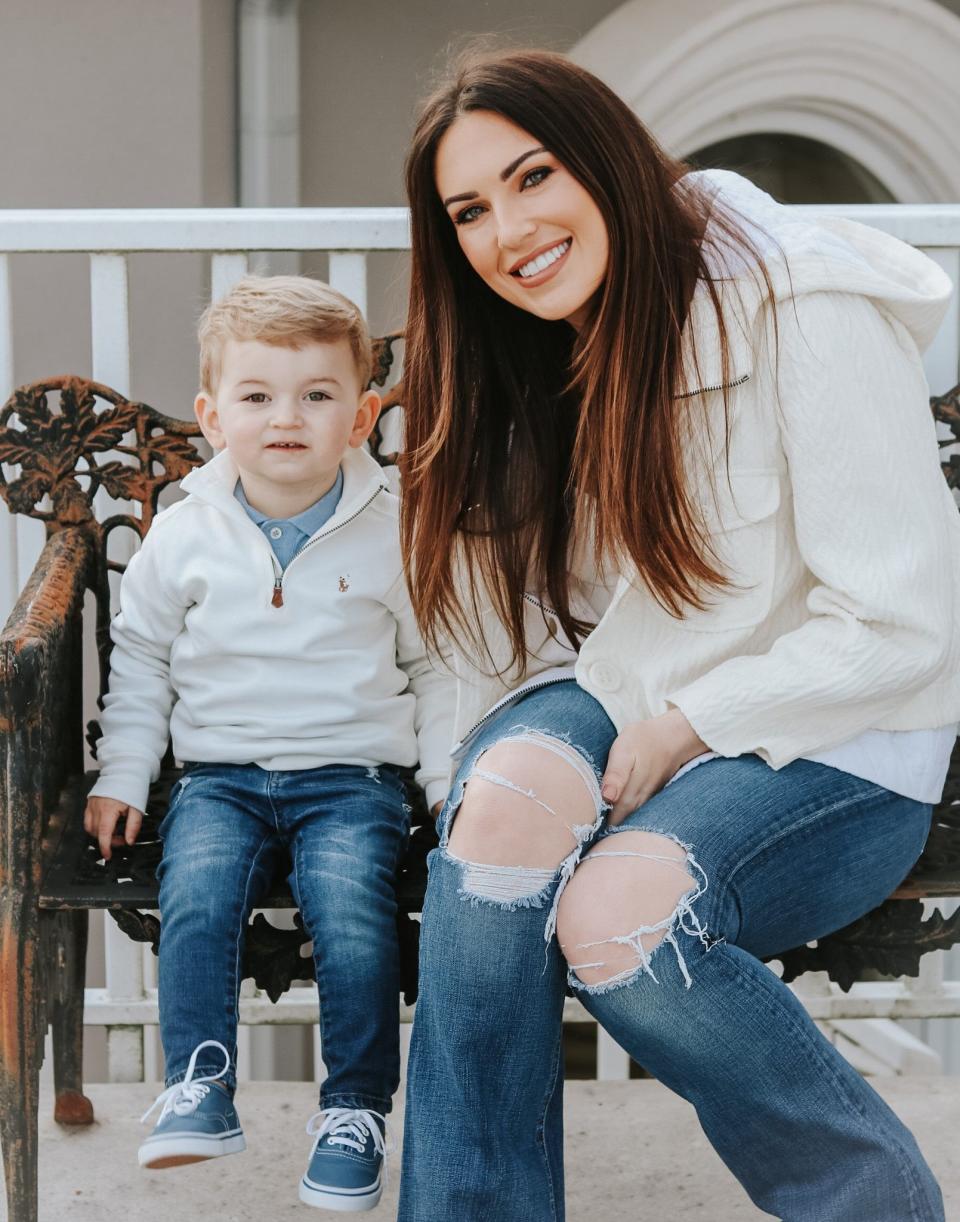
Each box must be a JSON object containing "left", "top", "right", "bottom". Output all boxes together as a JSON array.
[
  {"left": 454, "top": 203, "right": 485, "bottom": 226},
  {"left": 244, "top": 392, "right": 268, "bottom": 403},
  {"left": 520, "top": 166, "right": 553, "bottom": 190},
  {"left": 306, "top": 390, "right": 331, "bottom": 402}
]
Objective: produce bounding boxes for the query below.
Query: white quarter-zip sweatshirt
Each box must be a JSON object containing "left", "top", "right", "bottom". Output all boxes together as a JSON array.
[{"left": 90, "top": 445, "right": 455, "bottom": 814}]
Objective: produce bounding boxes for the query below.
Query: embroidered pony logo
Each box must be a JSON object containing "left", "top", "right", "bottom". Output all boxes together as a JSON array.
[{"left": 338, "top": 576, "right": 349, "bottom": 593}]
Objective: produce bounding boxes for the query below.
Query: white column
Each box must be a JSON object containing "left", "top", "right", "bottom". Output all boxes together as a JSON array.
[{"left": 239, "top": 0, "right": 301, "bottom": 275}]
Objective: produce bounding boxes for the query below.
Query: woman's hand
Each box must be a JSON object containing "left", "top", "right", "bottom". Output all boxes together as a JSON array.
[{"left": 601, "top": 709, "right": 708, "bottom": 825}]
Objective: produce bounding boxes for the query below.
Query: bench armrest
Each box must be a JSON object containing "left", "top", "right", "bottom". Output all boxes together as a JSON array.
[{"left": 0, "top": 526, "right": 97, "bottom": 891}]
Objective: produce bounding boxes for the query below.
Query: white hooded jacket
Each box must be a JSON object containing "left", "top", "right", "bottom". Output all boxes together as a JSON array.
[
  {"left": 450, "top": 172, "right": 960, "bottom": 772},
  {"left": 90, "top": 444, "right": 455, "bottom": 813}
]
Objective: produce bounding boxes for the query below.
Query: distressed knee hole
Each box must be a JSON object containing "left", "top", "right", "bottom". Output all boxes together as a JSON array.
[
  {"left": 556, "top": 831, "right": 709, "bottom": 991},
  {"left": 445, "top": 730, "right": 604, "bottom": 906}
]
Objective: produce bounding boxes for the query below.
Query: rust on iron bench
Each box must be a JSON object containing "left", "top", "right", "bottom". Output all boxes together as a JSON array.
[{"left": 0, "top": 367, "right": 958, "bottom": 1222}]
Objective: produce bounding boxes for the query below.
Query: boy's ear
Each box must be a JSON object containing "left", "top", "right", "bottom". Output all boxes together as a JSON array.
[
  {"left": 194, "top": 392, "right": 225, "bottom": 451},
  {"left": 348, "top": 389, "right": 382, "bottom": 448}
]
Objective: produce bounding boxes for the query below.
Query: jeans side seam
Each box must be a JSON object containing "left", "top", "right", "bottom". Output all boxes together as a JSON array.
[
  {"left": 711, "top": 945, "right": 933, "bottom": 1219},
  {"left": 536, "top": 1023, "right": 564, "bottom": 1222}
]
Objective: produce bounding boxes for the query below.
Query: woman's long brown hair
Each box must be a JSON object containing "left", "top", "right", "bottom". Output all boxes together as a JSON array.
[{"left": 401, "top": 48, "right": 770, "bottom": 677}]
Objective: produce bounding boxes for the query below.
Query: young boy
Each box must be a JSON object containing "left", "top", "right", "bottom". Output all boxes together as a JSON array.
[{"left": 83, "top": 275, "right": 453, "bottom": 1212}]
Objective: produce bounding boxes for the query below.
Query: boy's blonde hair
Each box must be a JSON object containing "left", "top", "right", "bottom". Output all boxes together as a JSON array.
[{"left": 198, "top": 275, "right": 373, "bottom": 394}]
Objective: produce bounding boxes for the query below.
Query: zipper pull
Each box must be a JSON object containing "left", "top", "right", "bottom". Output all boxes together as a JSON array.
[{"left": 271, "top": 578, "right": 284, "bottom": 608}]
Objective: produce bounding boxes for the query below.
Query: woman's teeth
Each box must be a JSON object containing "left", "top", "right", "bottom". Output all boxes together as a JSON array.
[{"left": 517, "top": 240, "right": 570, "bottom": 279}]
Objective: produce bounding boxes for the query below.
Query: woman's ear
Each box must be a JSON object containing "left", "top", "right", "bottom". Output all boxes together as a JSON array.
[
  {"left": 349, "top": 389, "right": 383, "bottom": 448},
  {"left": 194, "top": 392, "right": 225, "bottom": 451}
]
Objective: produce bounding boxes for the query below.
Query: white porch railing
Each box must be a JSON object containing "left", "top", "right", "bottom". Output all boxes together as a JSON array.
[{"left": 1, "top": 204, "right": 958, "bottom": 1084}]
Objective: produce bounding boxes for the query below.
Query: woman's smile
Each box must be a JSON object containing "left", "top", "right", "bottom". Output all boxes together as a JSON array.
[{"left": 509, "top": 237, "right": 573, "bottom": 285}]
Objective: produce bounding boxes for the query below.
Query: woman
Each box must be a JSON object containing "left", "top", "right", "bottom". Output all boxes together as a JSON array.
[{"left": 397, "top": 48, "right": 959, "bottom": 1221}]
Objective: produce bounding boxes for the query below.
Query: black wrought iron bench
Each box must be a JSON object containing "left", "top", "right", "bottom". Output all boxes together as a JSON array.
[{"left": 0, "top": 366, "right": 959, "bottom": 1222}]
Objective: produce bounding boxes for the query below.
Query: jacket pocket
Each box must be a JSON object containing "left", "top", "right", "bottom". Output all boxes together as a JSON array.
[{"left": 677, "top": 469, "right": 782, "bottom": 633}]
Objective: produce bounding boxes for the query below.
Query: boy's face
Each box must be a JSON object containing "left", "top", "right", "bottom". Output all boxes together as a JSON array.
[{"left": 194, "top": 337, "right": 380, "bottom": 513}]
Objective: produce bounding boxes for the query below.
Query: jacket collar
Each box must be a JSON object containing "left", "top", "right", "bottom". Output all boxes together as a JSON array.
[{"left": 180, "top": 444, "right": 390, "bottom": 524}]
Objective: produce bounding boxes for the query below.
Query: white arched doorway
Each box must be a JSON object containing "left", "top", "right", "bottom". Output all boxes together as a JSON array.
[{"left": 571, "top": 0, "right": 960, "bottom": 202}]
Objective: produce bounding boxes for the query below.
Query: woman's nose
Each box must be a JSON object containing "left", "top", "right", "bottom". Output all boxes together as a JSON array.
[{"left": 495, "top": 206, "right": 537, "bottom": 252}]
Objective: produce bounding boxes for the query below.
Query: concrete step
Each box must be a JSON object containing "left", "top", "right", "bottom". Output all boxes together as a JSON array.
[{"left": 5, "top": 1077, "right": 957, "bottom": 1220}]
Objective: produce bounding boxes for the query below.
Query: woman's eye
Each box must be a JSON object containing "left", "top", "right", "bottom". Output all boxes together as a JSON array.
[
  {"left": 521, "top": 166, "right": 553, "bottom": 190},
  {"left": 454, "top": 204, "right": 485, "bottom": 226},
  {"left": 306, "top": 390, "right": 330, "bottom": 402}
]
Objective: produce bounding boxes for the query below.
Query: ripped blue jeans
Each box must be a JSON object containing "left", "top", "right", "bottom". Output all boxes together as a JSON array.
[{"left": 399, "top": 681, "right": 943, "bottom": 1222}]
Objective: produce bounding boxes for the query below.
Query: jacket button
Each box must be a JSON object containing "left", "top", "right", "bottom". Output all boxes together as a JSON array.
[{"left": 589, "top": 662, "right": 621, "bottom": 692}]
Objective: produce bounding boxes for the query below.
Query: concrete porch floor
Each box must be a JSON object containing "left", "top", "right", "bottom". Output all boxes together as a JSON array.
[{"left": 5, "top": 1077, "right": 958, "bottom": 1220}]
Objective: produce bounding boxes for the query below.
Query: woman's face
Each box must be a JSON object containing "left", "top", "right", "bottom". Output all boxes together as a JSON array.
[{"left": 434, "top": 110, "right": 609, "bottom": 330}]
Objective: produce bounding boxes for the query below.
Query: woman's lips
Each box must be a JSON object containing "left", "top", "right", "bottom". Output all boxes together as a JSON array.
[{"left": 510, "top": 238, "right": 572, "bottom": 288}]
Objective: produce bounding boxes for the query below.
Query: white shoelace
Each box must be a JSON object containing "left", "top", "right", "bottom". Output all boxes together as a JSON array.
[
  {"left": 141, "top": 1039, "right": 232, "bottom": 1125},
  {"left": 305, "top": 1107, "right": 391, "bottom": 1159}
]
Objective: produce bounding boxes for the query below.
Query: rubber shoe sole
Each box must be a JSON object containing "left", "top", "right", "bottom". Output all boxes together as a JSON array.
[
  {"left": 138, "top": 1129, "right": 246, "bottom": 1170},
  {"left": 298, "top": 1172, "right": 382, "bottom": 1212}
]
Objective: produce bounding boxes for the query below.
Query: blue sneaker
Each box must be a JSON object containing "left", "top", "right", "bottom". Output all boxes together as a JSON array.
[
  {"left": 299, "top": 1107, "right": 389, "bottom": 1212},
  {"left": 138, "top": 1040, "right": 245, "bottom": 1170}
]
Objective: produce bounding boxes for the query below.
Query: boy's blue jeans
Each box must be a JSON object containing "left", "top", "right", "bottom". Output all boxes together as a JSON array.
[
  {"left": 156, "top": 761, "right": 410, "bottom": 1113},
  {"left": 400, "top": 681, "right": 944, "bottom": 1222}
]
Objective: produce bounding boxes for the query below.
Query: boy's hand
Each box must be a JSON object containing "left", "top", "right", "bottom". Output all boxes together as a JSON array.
[{"left": 83, "top": 796, "right": 145, "bottom": 861}]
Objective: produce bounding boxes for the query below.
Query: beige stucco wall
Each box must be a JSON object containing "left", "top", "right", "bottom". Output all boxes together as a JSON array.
[{"left": 0, "top": 0, "right": 234, "bottom": 413}]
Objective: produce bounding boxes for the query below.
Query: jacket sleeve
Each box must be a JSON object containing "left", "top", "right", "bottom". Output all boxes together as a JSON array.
[
  {"left": 88, "top": 521, "right": 188, "bottom": 812},
  {"left": 386, "top": 570, "right": 456, "bottom": 811},
  {"left": 667, "top": 290, "right": 957, "bottom": 767}
]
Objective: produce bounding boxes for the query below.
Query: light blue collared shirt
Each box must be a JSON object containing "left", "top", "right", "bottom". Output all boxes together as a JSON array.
[{"left": 234, "top": 468, "right": 344, "bottom": 569}]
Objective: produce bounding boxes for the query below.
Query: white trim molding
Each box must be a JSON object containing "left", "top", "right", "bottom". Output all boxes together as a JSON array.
[{"left": 571, "top": 0, "right": 960, "bottom": 202}]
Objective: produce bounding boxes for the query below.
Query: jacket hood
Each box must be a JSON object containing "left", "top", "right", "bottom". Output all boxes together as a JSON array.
[
  {"left": 678, "top": 170, "right": 953, "bottom": 395},
  {"left": 179, "top": 442, "right": 391, "bottom": 522}
]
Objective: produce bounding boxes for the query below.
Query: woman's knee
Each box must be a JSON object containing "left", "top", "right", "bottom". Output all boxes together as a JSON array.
[
  {"left": 556, "top": 831, "right": 707, "bottom": 989},
  {"left": 444, "top": 730, "right": 604, "bottom": 899}
]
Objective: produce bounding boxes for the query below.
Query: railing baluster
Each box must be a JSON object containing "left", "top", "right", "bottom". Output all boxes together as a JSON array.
[
  {"left": 328, "top": 252, "right": 368, "bottom": 319},
  {"left": 211, "top": 252, "right": 250, "bottom": 302},
  {"left": 103, "top": 927, "right": 145, "bottom": 1082},
  {"left": 596, "top": 1027, "right": 631, "bottom": 1081},
  {"left": 89, "top": 252, "right": 146, "bottom": 1080},
  {"left": 89, "top": 254, "right": 131, "bottom": 396},
  {"left": 0, "top": 253, "right": 19, "bottom": 622}
]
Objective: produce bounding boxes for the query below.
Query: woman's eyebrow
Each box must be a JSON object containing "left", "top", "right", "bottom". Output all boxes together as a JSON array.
[
  {"left": 441, "top": 146, "right": 548, "bottom": 208},
  {"left": 500, "top": 146, "right": 547, "bottom": 181}
]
